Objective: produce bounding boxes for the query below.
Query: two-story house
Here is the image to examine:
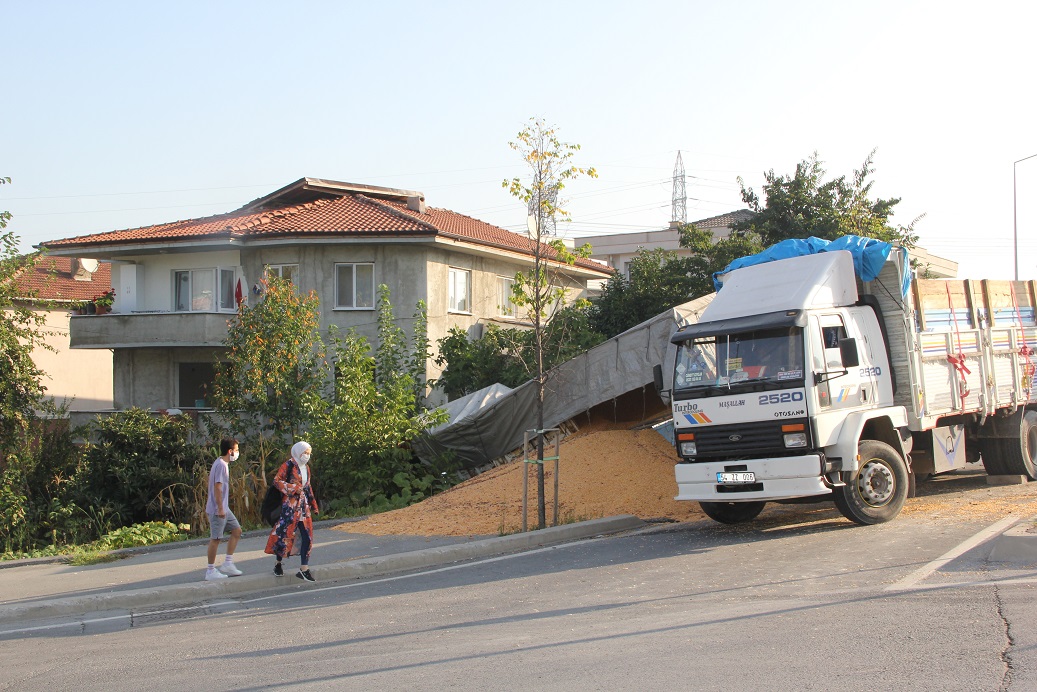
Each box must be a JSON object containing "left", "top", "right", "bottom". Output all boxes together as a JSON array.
[{"left": 40, "top": 178, "right": 612, "bottom": 411}]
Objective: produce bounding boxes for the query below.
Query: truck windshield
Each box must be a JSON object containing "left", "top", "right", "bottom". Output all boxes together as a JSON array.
[{"left": 674, "top": 327, "right": 804, "bottom": 392}]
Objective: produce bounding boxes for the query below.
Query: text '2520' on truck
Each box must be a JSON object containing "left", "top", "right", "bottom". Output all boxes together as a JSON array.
[{"left": 655, "top": 237, "right": 1037, "bottom": 526}]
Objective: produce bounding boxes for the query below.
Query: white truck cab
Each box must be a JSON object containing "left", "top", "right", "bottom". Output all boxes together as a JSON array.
[
  {"left": 661, "top": 240, "right": 1037, "bottom": 526},
  {"left": 664, "top": 249, "right": 911, "bottom": 525}
]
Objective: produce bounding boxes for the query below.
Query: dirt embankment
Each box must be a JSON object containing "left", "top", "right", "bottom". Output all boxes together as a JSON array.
[{"left": 340, "top": 418, "right": 1037, "bottom": 537}]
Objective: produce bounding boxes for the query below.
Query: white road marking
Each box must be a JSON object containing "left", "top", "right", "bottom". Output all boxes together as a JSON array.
[{"left": 885, "top": 515, "right": 1022, "bottom": 592}]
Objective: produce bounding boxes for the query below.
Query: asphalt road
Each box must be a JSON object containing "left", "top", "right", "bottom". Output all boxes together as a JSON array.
[{"left": 3, "top": 497, "right": 1037, "bottom": 691}]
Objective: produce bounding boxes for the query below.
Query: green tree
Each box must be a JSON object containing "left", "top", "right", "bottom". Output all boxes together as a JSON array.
[
  {"left": 209, "top": 277, "right": 327, "bottom": 455},
  {"left": 310, "top": 286, "right": 448, "bottom": 508},
  {"left": 502, "top": 118, "right": 596, "bottom": 529},
  {"left": 433, "top": 324, "right": 529, "bottom": 400},
  {"left": 675, "top": 221, "right": 766, "bottom": 297},
  {"left": 590, "top": 248, "right": 699, "bottom": 337},
  {"left": 434, "top": 302, "right": 604, "bottom": 399},
  {"left": 734, "top": 150, "right": 919, "bottom": 248},
  {"left": 0, "top": 176, "right": 57, "bottom": 460},
  {"left": 660, "top": 151, "right": 921, "bottom": 297}
]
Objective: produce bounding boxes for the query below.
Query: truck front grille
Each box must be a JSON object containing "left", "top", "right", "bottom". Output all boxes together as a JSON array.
[{"left": 684, "top": 419, "right": 809, "bottom": 462}]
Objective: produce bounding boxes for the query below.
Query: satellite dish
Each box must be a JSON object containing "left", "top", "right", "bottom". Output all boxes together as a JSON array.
[{"left": 73, "top": 258, "right": 99, "bottom": 279}]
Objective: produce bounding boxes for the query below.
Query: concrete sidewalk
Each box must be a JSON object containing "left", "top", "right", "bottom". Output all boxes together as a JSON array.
[{"left": 0, "top": 515, "right": 645, "bottom": 626}]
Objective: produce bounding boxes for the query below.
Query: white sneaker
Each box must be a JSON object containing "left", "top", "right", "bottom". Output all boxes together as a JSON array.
[
  {"left": 219, "top": 562, "right": 243, "bottom": 577},
  {"left": 205, "top": 568, "right": 229, "bottom": 581}
]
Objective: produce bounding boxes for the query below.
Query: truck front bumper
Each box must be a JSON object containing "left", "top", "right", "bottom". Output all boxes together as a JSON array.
[{"left": 675, "top": 454, "right": 831, "bottom": 502}]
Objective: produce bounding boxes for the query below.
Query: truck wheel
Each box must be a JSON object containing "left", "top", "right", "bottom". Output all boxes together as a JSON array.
[
  {"left": 699, "top": 501, "right": 766, "bottom": 524},
  {"left": 833, "top": 440, "right": 909, "bottom": 525},
  {"left": 979, "top": 438, "right": 1009, "bottom": 476},
  {"left": 997, "top": 410, "right": 1037, "bottom": 479}
]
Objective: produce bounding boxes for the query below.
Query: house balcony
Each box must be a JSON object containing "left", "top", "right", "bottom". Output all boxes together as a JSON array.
[{"left": 69, "top": 311, "right": 232, "bottom": 349}]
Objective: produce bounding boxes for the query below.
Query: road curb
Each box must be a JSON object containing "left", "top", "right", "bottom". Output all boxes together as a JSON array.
[{"left": 0, "top": 515, "right": 644, "bottom": 625}]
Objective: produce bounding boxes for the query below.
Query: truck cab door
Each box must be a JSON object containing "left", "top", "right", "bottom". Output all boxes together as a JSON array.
[{"left": 813, "top": 313, "right": 871, "bottom": 411}]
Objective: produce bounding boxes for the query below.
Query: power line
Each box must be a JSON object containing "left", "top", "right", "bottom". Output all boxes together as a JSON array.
[
  {"left": 2, "top": 183, "right": 277, "bottom": 202},
  {"left": 12, "top": 202, "right": 235, "bottom": 217}
]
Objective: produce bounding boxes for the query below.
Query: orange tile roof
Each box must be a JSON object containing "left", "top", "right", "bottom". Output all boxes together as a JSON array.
[
  {"left": 13, "top": 256, "right": 112, "bottom": 302},
  {"left": 41, "top": 184, "right": 610, "bottom": 274}
]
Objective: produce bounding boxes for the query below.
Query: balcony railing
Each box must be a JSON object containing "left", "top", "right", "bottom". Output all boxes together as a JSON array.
[{"left": 69, "top": 311, "right": 233, "bottom": 349}]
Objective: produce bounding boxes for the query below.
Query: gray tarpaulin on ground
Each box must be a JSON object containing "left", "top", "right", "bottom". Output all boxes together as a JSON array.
[{"left": 413, "top": 295, "right": 715, "bottom": 469}]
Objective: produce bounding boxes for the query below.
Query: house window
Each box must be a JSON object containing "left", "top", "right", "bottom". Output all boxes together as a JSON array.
[
  {"left": 335, "top": 263, "right": 375, "bottom": 309},
  {"left": 266, "top": 264, "right": 299, "bottom": 285},
  {"left": 178, "top": 362, "right": 216, "bottom": 408},
  {"left": 449, "top": 268, "right": 471, "bottom": 313},
  {"left": 497, "top": 276, "right": 517, "bottom": 318},
  {"left": 173, "top": 268, "right": 236, "bottom": 313},
  {"left": 219, "top": 268, "right": 236, "bottom": 310}
]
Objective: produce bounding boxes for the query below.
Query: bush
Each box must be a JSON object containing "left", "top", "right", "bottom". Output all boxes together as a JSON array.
[
  {"left": 77, "top": 408, "right": 210, "bottom": 528},
  {"left": 310, "top": 289, "right": 452, "bottom": 511},
  {"left": 0, "top": 416, "right": 88, "bottom": 554},
  {"left": 434, "top": 303, "right": 605, "bottom": 399}
]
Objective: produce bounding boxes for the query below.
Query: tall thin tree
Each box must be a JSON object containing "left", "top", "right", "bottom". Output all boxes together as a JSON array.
[{"left": 503, "top": 118, "right": 596, "bottom": 529}]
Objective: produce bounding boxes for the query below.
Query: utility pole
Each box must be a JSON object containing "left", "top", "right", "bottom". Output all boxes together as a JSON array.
[{"left": 1014, "top": 153, "right": 1037, "bottom": 281}]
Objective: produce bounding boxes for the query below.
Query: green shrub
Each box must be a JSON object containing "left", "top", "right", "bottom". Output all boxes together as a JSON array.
[
  {"left": 0, "top": 415, "right": 88, "bottom": 554},
  {"left": 310, "top": 289, "right": 451, "bottom": 512},
  {"left": 77, "top": 408, "right": 210, "bottom": 528}
]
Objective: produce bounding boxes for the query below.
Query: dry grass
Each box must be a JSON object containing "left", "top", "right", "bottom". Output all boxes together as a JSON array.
[{"left": 189, "top": 457, "right": 268, "bottom": 534}]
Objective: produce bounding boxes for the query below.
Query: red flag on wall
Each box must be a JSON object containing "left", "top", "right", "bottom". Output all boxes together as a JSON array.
[{"left": 235, "top": 278, "right": 244, "bottom": 306}]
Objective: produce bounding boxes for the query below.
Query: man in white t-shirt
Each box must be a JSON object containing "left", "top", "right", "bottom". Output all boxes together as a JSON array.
[{"left": 204, "top": 438, "right": 244, "bottom": 580}]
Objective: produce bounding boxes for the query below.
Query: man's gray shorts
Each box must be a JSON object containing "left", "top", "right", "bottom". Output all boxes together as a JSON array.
[{"left": 209, "top": 511, "right": 241, "bottom": 540}]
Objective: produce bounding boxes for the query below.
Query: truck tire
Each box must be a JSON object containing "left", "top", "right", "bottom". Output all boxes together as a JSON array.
[
  {"left": 699, "top": 501, "right": 766, "bottom": 524},
  {"left": 833, "top": 440, "right": 909, "bottom": 525},
  {"left": 979, "top": 438, "right": 1010, "bottom": 476},
  {"left": 998, "top": 410, "right": 1037, "bottom": 479}
]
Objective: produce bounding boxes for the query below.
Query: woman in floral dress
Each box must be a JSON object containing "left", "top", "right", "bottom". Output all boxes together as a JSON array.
[{"left": 265, "top": 441, "right": 319, "bottom": 581}]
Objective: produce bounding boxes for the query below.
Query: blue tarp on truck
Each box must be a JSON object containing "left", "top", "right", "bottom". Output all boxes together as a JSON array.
[{"left": 713, "top": 235, "right": 908, "bottom": 296}]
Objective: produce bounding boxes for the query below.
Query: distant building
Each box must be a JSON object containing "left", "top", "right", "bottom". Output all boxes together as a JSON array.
[
  {"left": 575, "top": 209, "right": 958, "bottom": 281},
  {"left": 575, "top": 210, "right": 754, "bottom": 281},
  {"left": 11, "top": 256, "right": 114, "bottom": 412}
]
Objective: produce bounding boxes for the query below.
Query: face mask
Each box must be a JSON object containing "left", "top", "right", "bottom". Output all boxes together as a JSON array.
[
  {"left": 229, "top": 451, "right": 239, "bottom": 462},
  {"left": 299, "top": 453, "right": 311, "bottom": 466}
]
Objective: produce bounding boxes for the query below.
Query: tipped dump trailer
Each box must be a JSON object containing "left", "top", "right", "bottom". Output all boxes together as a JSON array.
[{"left": 657, "top": 237, "right": 1037, "bottom": 525}]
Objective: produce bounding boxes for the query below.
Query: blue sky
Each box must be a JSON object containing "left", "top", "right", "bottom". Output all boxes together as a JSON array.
[{"left": 2, "top": 0, "right": 1035, "bottom": 278}]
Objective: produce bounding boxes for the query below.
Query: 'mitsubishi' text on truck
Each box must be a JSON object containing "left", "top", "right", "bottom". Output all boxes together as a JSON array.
[{"left": 654, "top": 237, "right": 1037, "bottom": 525}]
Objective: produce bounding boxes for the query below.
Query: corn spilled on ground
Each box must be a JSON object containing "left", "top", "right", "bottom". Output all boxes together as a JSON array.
[{"left": 340, "top": 419, "right": 1037, "bottom": 537}]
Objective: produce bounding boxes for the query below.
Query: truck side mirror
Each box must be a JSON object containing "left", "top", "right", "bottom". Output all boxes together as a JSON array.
[
  {"left": 839, "top": 338, "right": 860, "bottom": 368},
  {"left": 653, "top": 363, "right": 665, "bottom": 393}
]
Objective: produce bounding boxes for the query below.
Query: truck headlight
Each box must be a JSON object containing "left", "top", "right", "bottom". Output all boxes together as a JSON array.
[
  {"left": 783, "top": 433, "right": 808, "bottom": 448},
  {"left": 679, "top": 441, "right": 697, "bottom": 456}
]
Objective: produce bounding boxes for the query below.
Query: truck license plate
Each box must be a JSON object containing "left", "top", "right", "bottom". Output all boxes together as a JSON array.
[{"left": 717, "top": 472, "right": 755, "bottom": 484}]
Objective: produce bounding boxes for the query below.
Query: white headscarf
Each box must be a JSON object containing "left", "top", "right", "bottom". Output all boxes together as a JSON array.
[{"left": 291, "top": 441, "right": 312, "bottom": 466}]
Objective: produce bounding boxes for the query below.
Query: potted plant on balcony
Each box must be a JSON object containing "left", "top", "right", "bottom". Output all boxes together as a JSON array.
[
  {"left": 69, "top": 299, "right": 86, "bottom": 315},
  {"left": 93, "top": 288, "right": 116, "bottom": 315}
]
